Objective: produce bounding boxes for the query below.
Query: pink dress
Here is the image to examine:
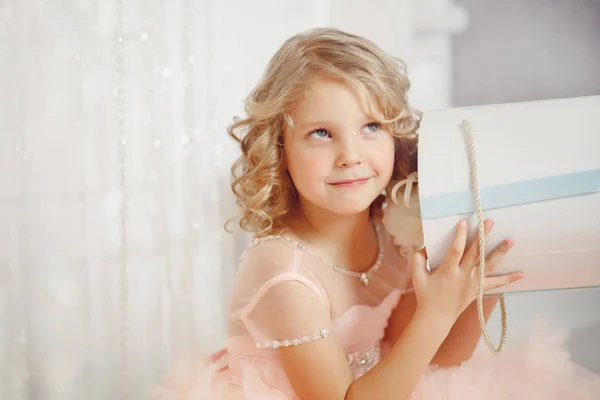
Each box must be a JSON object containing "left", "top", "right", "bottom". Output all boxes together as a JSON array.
[{"left": 153, "top": 222, "right": 600, "bottom": 399}]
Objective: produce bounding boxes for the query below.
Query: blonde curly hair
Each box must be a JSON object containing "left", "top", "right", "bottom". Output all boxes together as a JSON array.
[{"left": 226, "top": 27, "right": 420, "bottom": 235}]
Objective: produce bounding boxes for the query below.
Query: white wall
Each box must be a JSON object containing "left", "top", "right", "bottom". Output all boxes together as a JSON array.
[{"left": 452, "top": 0, "right": 600, "bottom": 106}]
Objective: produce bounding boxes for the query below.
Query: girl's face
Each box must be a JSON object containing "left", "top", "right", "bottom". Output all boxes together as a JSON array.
[{"left": 283, "top": 78, "right": 395, "bottom": 217}]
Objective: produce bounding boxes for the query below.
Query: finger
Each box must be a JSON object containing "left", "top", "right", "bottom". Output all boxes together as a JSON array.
[
  {"left": 461, "top": 219, "right": 494, "bottom": 268},
  {"left": 483, "top": 272, "right": 523, "bottom": 292},
  {"left": 484, "top": 238, "right": 514, "bottom": 274},
  {"left": 441, "top": 220, "right": 468, "bottom": 270},
  {"left": 411, "top": 249, "right": 429, "bottom": 286}
]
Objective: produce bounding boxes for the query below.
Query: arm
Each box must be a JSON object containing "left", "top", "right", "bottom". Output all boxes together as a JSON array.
[
  {"left": 384, "top": 288, "right": 498, "bottom": 368},
  {"left": 259, "top": 280, "right": 452, "bottom": 400},
  {"left": 430, "top": 297, "right": 498, "bottom": 367},
  {"left": 385, "top": 223, "right": 512, "bottom": 367},
  {"left": 425, "top": 227, "right": 514, "bottom": 366},
  {"left": 278, "top": 305, "right": 453, "bottom": 400},
  {"left": 346, "top": 309, "right": 453, "bottom": 400}
]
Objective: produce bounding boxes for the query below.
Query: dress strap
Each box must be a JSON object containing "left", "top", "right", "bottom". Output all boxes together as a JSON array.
[{"left": 238, "top": 235, "right": 283, "bottom": 262}]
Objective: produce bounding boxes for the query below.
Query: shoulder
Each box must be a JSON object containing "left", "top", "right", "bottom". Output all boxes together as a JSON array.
[
  {"left": 235, "top": 234, "right": 301, "bottom": 283},
  {"left": 230, "top": 234, "right": 330, "bottom": 311},
  {"left": 229, "top": 235, "right": 334, "bottom": 346}
]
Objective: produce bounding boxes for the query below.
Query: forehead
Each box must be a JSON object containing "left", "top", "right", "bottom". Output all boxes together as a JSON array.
[{"left": 286, "top": 77, "right": 383, "bottom": 127}]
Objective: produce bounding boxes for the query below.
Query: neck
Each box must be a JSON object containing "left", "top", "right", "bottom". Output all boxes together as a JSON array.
[{"left": 286, "top": 201, "right": 374, "bottom": 249}]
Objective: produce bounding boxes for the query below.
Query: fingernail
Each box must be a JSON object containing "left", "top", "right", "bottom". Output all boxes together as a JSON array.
[
  {"left": 459, "top": 220, "right": 466, "bottom": 228},
  {"left": 505, "top": 239, "right": 514, "bottom": 249},
  {"left": 514, "top": 272, "right": 524, "bottom": 281}
]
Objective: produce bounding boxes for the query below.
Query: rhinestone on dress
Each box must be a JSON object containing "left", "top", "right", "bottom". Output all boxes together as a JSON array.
[
  {"left": 346, "top": 343, "right": 381, "bottom": 380},
  {"left": 256, "top": 329, "right": 334, "bottom": 349},
  {"left": 359, "top": 273, "right": 369, "bottom": 286}
]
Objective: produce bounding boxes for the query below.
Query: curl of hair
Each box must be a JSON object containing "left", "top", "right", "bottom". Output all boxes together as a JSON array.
[{"left": 225, "top": 28, "right": 420, "bottom": 235}]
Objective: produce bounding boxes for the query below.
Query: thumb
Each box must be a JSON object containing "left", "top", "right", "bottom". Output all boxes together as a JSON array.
[{"left": 411, "top": 249, "right": 429, "bottom": 283}]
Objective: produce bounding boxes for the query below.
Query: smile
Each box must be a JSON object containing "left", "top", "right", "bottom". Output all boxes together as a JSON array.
[{"left": 329, "top": 177, "right": 371, "bottom": 187}]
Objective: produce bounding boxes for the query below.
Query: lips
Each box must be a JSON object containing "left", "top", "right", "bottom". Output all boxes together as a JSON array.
[{"left": 329, "top": 177, "right": 370, "bottom": 186}]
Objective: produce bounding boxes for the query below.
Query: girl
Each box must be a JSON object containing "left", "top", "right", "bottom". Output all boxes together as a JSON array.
[{"left": 154, "top": 28, "right": 600, "bottom": 399}]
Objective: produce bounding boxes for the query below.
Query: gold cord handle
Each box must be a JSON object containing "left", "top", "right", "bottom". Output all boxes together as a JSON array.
[{"left": 461, "top": 119, "right": 507, "bottom": 355}]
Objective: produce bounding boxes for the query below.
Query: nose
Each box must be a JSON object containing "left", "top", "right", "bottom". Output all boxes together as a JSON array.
[{"left": 336, "top": 138, "right": 362, "bottom": 168}]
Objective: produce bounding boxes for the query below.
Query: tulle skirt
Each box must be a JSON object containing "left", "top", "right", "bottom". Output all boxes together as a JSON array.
[
  {"left": 153, "top": 328, "right": 600, "bottom": 400},
  {"left": 412, "top": 326, "right": 600, "bottom": 399}
]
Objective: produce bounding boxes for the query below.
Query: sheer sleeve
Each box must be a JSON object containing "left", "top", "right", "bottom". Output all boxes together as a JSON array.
[
  {"left": 370, "top": 222, "right": 415, "bottom": 295},
  {"left": 241, "top": 273, "right": 334, "bottom": 349},
  {"left": 393, "top": 252, "right": 414, "bottom": 294}
]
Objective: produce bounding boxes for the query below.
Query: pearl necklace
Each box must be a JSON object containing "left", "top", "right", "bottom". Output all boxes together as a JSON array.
[{"left": 248, "top": 224, "right": 384, "bottom": 286}]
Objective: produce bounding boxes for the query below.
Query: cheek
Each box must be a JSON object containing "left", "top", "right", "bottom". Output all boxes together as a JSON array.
[
  {"left": 384, "top": 147, "right": 396, "bottom": 177},
  {"left": 372, "top": 138, "right": 395, "bottom": 179},
  {"left": 287, "top": 150, "right": 330, "bottom": 188}
]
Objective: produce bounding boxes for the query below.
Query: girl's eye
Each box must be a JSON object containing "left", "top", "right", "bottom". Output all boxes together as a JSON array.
[
  {"left": 308, "top": 128, "right": 331, "bottom": 139},
  {"left": 362, "top": 122, "right": 380, "bottom": 134}
]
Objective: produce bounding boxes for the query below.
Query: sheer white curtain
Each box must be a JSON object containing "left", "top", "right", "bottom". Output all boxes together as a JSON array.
[
  {"left": 0, "top": 0, "right": 331, "bottom": 398},
  {"left": 0, "top": 0, "right": 466, "bottom": 398}
]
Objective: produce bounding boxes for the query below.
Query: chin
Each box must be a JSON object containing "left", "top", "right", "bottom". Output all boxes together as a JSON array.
[{"left": 323, "top": 199, "right": 374, "bottom": 216}]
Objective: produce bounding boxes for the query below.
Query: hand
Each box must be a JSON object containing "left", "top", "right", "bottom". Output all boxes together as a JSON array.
[{"left": 411, "top": 219, "right": 523, "bottom": 324}]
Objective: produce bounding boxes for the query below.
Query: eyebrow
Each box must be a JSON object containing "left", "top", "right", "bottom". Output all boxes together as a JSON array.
[{"left": 294, "top": 120, "right": 336, "bottom": 131}]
